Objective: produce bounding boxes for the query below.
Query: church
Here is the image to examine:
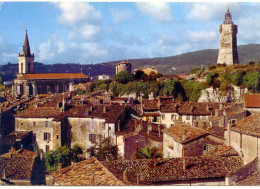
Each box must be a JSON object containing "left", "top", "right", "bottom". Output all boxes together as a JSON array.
[{"left": 12, "top": 31, "right": 89, "bottom": 98}]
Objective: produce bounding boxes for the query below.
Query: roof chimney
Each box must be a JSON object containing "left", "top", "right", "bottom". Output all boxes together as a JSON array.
[
  {"left": 182, "top": 129, "right": 187, "bottom": 141},
  {"left": 58, "top": 163, "right": 62, "bottom": 175},
  {"left": 123, "top": 169, "right": 128, "bottom": 182}
]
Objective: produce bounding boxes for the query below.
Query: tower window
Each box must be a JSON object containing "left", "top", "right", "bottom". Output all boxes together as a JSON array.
[{"left": 21, "top": 63, "right": 23, "bottom": 73}]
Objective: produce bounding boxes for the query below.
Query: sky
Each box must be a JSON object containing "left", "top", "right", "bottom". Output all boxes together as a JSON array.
[{"left": 0, "top": 2, "right": 260, "bottom": 65}]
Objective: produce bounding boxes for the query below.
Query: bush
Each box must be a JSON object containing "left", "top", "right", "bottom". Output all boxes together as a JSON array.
[
  {"left": 190, "top": 67, "right": 201, "bottom": 74},
  {"left": 206, "top": 72, "right": 217, "bottom": 85},
  {"left": 208, "top": 65, "right": 216, "bottom": 70},
  {"left": 115, "top": 71, "right": 134, "bottom": 84}
]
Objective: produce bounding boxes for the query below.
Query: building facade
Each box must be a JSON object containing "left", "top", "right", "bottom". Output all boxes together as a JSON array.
[
  {"left": 115, "top": 60, "right": 131, "bottom": 74},
  {"left": 217, "top": 8, "right": 239, "bottom": 65}
]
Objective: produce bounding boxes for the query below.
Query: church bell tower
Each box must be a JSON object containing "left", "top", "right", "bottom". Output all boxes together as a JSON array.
[
  {"left": 17, "top": 30, "right": 34, "bottom": 77},
  {"left": 217, "top": 8, "right": 239, "bottom": 65}
]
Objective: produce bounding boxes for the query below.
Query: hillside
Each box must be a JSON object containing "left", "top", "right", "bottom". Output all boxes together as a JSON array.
[{"left": 1, "top": 44, "right": 260, "bottom": 82}]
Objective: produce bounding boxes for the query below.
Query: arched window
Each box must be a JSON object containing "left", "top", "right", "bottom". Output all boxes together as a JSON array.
[
  {"left": 28, "top": 62, "right": 31, "bottom": 73},
  {"left": 21, "top": 63, "right": 23, "bottom": 73}
]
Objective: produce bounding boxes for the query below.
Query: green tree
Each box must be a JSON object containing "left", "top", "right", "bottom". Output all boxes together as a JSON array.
[
  {"left": 115, "top": 71, "right": 134, "bottom": 84},
  {"left": 182, "top": 80, "right": 206, "bottom": 102},
  {"left": 206, "top": 72, "right": 217, "bottom": 85},
  {"left": 243, "top": 71, "right": 260, "bottom": 92},
  {"left": 87, "top": 134, "right": 120, "bottom": 161},
  {"left": 230, "top": 72, "right": 243, "bottom": 86},
  {"left": 137, "top": 147, "right": 162, "bottom": 159}
]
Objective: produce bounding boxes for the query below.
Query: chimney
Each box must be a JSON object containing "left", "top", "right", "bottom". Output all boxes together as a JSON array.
[
  {"left": 123, "top": 169, "right": 128, "bottom": 182},
  {"left": 183, "top": 148, "right": 187, "bottom": 170},
  {"left": 58, "top": 163, "right": 62, "bottom": 175},
  {"left": 103, "top": 106, "right": 106, "bottom": 113},
  {"left": 136, "top": 176, "right": 140, "bottom": 185},
  {"left": 206, "top": 104, "right": 209, "bottom": 112},
  {"left": 215, "top": 109, "right": 219, "bottom": 117},
  {"left": 182, "top": 129, "right": 187, "bottom": 141},
  {"left": 158, "top": 98, "right": 161, "bottom": 109}
]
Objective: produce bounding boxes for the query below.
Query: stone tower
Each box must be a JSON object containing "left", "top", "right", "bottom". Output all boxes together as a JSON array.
[
  {"left": 115, "top": 60, "right": 132, "bottom": 74},
  {"left": 217, "top": 8, "right": 239, "bottom": 65},
  {"left": 17, "top": 30, "right": 34, "bottom": 77}
]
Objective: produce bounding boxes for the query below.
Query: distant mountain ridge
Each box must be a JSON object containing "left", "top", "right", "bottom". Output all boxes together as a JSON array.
[{"left": 1, "top": 44, "right": 260, "bottom": 82}]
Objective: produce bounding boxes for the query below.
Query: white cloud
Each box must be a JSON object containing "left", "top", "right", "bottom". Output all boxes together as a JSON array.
[
  {"left": 81, "top": 42, "right": 107, "bottom": 58},
  {"left": 2, "top": 53, "right": 16, "bottom": 62},
  {"left": 78, "top": 23, "right": 100, "bottom": 40},
  {"left": 187, "top": 30, "right": 217, "bottom": 42},
  {"left": 186, "top": 3, "right": 241, "bottom": 22},
  {"left": 136, "top": 2, "right": 172, "bottom": 22},
  {"left": 110, "top": 9, "right": 133, "bottom": 23},
  {"left": 56, "top": 2, "right": 101, "bottom": 25},
  {"left": 38, "top": 36, "right": 65, "bottom": 61}
]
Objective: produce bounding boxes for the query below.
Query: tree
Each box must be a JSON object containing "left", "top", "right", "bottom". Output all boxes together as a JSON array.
[
  {"left": 45, "top": 145, "right": 84, "bottom": 173},
  {"left": 137, "top": 147, "right": 162, "bottom": 159},
  {"left": 182, "top": 80, "right": 206, "bottom": 102},
  {"left": 87, "top": 134, "right": 120, "bottom": 161},
  {"left": 243, "top": 71, "right": 260, "bottom": 92},
  {"left": 206, "top": 72, "right": 217, "bottom": 85},
  {"left": 115, "top": 71, "right": 134, "bottom": 84},
  {"left": 230, "top": 73, "right": 243, "bottom": 86}
]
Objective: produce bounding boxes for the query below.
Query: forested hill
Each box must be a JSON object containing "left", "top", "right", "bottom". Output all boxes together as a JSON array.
[{"left": 1, "top": 44, "right": 260, "bottom": 82}]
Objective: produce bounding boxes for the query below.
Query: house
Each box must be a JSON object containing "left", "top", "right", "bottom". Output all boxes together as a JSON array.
[
  {"left": 227, "top": 113, "right": 260, "bottom": 164},
  {"left": 15, "top": 106, "right": 66, "bottom": 152},
  {"left": 101, "top": 155, "right": 243, "bottom": 185},
  {"left": 243, "top": 93, "right": 260, "bottom": 114},
  {"left": 0, "top": 148, "right": 45, "bottom": 185},
  {"left": 116, "top": 118, "right": 164, "bottom": 159},
  {"left": 97, "top": 74, "right": 110, "bottom": 80},
  {"left": 141, "top": 99, "right": 161, "bottom": 124},
  {"left": 61, "top": 104, "right": 129, "bottom": 157},
  {"left": 52, "top": 157, "right": 124, "bottom": 186},
  {"left": 162, "top": 123, "right": 208, "bottom": 158}
]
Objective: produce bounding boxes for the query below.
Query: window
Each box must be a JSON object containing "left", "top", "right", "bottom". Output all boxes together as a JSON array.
[
  {"left": 21, "top": 63, "right": 23, "bottom": 73},
  {"left": 43, "top": 133, "right": 51, "bottom": 141},
  {"left": 186, "top": 115, "right": 190, "bottom": 120},
  {"left": 78, "top": 131, "right": 82, "bottom": 140},
  {"left": 196, "top": 122, "right": 199, "bottom": 127},
  {"left": 231, "top": 119, "right": 236, "bottom": 124},
  {"left": 21, "top": 122, "right": 23, "bottom": 127},
  {"left": 162, "top": 114, "right": 165, "bottom": 120},
  {"left": 89, "top": 134, "right": 95, "bottom": 142},
  {"left": 152, "top": 117, "right": 158, "bottom": 122},
  {"left": 171, "top": 114, "right": 174, "bottom": 120},
  {"left": 33, "top": 122, "right": 36, "bottom": 126},
  {"left": 56, "top": 135, "right": 59, "bottom": 140},
  {"left": 100, "top": 122, "right": 105, "bottom": 130},
  {"left": 46, "top": 145, "right": 50, "bottom": 152},
  {"left": 90, "top": 120, "right": 95, "bottom": 130},
  {"left": 78, "top": 119, "right": 82, "bottom": 126}
]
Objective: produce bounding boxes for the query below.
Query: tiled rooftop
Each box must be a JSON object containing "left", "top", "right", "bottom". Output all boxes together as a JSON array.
[
  {"left": 244, "top": 93, "right": 260, "bottom": 108},
  {"left": 16, "top": 73, "right": 88, "bottom": 80},
  {"left": 0, "top": 150, "right": 35, "bottom": 181},
  {"left": 101, "top": 156, "right": 243, "bottom": 185},
  {"left": 15, "top": 106, "right": 62, "bottom": 118},
  {"left": 52, "top": 157, "right": 124, "bottom": 186},
  {"left": 162, "top": 123, "right": 208, "bottom": 144},
  {"left": 206, "top": 145, "right": 239, "bottom": 157},
  {"left": 231, "top": 113, "right": 260, "bottom": 137}
]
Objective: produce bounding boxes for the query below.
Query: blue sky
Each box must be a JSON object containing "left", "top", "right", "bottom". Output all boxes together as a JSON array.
[{"left": 0, "top": 2, "right": 260, "bottom": 65}]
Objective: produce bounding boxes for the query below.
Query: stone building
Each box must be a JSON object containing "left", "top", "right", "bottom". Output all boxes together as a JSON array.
[
  {"left": 217, "top": 8, "right": 239, "bottom": 65},
  {"left": 115, "top": 60, "right": 131, "bottom": 74},
  {"left": 162, "top": 123, "right": 208, "bottom": 158},
  {"left": 12, "top": 30, "right": 89, "bottom": 98}
]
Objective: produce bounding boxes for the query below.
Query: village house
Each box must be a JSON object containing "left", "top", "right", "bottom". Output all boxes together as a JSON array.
[
  {"left": 162, "top": 123, "right": 208, "bottom": 158},
  {"left": 226, "top": 113, "right": 260, "bottom": 164},
  {"left": 101, "top": 155, "right": 243, "bottom": 185},
  {"left": 243, "top": 93, "right": 260, "bottom": 114},
  {"left": 61, "top": 104, "right": 129, "bottom": 157},
  {"left": 141, "top": 99, "right": 161, "bottom": 124},
  {"left": 0, "top": 148, "right": 45, "bottom": 185},
  {"left": 116, "top": 118, "right": 164, "bottom": 159}
]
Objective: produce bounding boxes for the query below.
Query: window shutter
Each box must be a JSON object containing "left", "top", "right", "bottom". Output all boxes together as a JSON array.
[
  {"left": 43, "top": 121, "right": 46, "bottom": 127},
  {"left": 48, "top": 121, "right": 51, "bottom": 127}
]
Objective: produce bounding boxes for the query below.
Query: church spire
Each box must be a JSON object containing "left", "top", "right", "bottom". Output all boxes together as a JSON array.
[
  {"left": 223, "top": 7, "right": 233, "bottom": 24},
  {"left": 21, "top": 30, "right": 34, "bottom": 57}
]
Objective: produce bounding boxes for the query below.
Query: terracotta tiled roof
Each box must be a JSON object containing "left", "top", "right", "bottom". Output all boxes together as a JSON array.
[
  {"left": 101, "top": 156, "right": 243, "bottom": 185},
  {"left": 52, "top": 157, "right": 124, "bottom": 186},
  {"left": 15, "top": 106, "right": 62, "bottom": 118},
  {"left": 61, "top": 104, "right": 128, "bottom": 123},
  {"left": 244, "top": 93, "right": 260, "bottom": 108},
  {"left": 237, "top": 172, "right": 260, "bottom": 185},
  {"left": 162, "top": 123, "right": 208, "bottom": 144},
  {"left": 16, "top": 73, "right": 88, "bottom": 80},
  {"left": 8, "top": 131, "right": 32, "bottom": 139},
  {"left": 206, "top": 145, "right": 239, "bottom": 157},
  {"left": 142, "top": 99, "right": 159, "bottom": 110},
  {"left": 1, "top": 148, "right": 36, "bottom": 158},
  {"left": 0, "top": 151, "right": 35, "bottom": 180},
  {"left": 231, "top": 113, "right": 260, "bottom": 137}
]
